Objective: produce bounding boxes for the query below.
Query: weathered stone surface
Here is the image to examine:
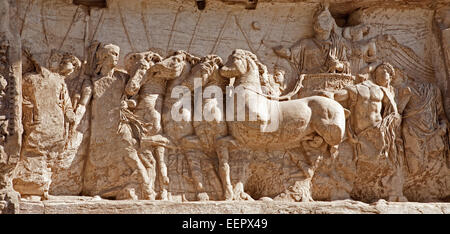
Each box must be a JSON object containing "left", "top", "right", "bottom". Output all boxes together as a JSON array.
[
  {"left": 0, "top": 0, "right": 448, "bottom": 214},
  {"left": 11, "top": 197, "right": 450, "bottom": 214}
]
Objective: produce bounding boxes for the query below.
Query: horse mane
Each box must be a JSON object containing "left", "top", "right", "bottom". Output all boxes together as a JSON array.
[
  {"left": 232, "top": 49, "right": 270, "bottom": 86},
  {"left": 200, "top": 54, "right": 223, "bottom": 77},
  {"left": 171, "top": 50, "right": 201, "bottom": 66}
]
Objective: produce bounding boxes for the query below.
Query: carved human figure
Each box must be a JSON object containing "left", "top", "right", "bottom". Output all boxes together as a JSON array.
[
  {"left": 43, "top": 50, "right": 88, "bottom": 196},
  {"left": 273, "top": 5, "right": 351, "bottom": 75},
  {"left": 82, "top": 43, "right": 153, "bottom": 200},
  {"left": 262, "top": 68, "right": 286, "bottom": 97},
  {"left": 123, "top": 50, "right": 171, "bottom": 200},
  {"left": 393, "top": 75, "right": 450, "bottom": 201},
  {"left": 334, "top": 63, "right": 407, "bottom": 202},
  {"left": 14, "top": 50, "right": 77, "bottom": 200},
  {"left": 342, "top": 24, "right": 377, "bottom": 73}
]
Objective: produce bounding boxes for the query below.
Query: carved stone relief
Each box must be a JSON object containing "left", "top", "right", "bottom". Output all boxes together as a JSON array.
[{"left": 0, "top": 0, "right": 449, "bottom": 213}]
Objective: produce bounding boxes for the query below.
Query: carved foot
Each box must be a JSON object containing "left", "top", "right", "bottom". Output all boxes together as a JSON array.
[
  {"left": 275, "top": 180, "right": 314, "bottom": 202},
  {"left": 197, "top": 192, "right": 209, "bottom": 201},
  {"left": 259, "top": 197, "right": 273, "bottom": 201},
  {"left": 299, "top": 193, "right": 314, "bottom": 202}
]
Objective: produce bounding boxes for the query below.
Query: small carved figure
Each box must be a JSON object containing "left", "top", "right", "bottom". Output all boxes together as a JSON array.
[
  {"left": 262, "top": 68, "right": 286, "bottom": 97},
  {"left": 273, "top": 5, "right": 351, "bottom": 75}
]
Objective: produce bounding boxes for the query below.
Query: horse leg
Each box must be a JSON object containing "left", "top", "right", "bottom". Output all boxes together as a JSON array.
[
  {"left": 154, "top": 146, "right": 169, "bottom": 200},
  {"left": 137, "top": 149, "right": 157, "bottom": 200},
  {"left": 181, "top": 135, "right": 210, "bottom": 201},
  {"left": 216, "top": 136, "right": 235, "bottom": 200},
  {"left": 311, "top": 116, "right": 344, "bottom": 160},
  {"left": 184, "top": 150, "right": 209, "bottom": 201},
  {"left": 234, "top": 182, "right": 254, "bottom": 201}
]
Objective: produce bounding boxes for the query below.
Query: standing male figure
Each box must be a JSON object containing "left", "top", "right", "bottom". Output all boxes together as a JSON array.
[
  {"left": 334, "top": 63, "right": 407, "bottom": 202},
  {"left": 82, "top": 43, "right": 153, "bottom": 200}
]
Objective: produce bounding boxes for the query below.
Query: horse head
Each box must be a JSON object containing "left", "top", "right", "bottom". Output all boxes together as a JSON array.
[
  {"left": 220, "top": 49, "right": 269, "bottom": 92},
  {"left": 181, "top": 54, "right": 224, "bottom": 92},
  {"left": 150, "top": 50, "right": 200, "bottom": 80},
  {"left": 124, "top": 51, "right": 163, "bottom": 96}
]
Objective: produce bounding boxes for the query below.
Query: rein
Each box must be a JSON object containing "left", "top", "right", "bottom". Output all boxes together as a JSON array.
[{"left": 242, "top": 74, "right": 305, "bottom": 101}]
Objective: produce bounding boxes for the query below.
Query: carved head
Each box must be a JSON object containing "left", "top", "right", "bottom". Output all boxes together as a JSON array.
[
  {"left": 96, "top": 43, "right": 120, "bottom": 69},
  {"left": 59, "top": 53, "right": 82, "bottom": 77},
  {"left": 313, "top": 5, "right": 336, "bottom": 40},
  {"left": 48, "top": 50, "right": 81, "bottom": 77},
  {"left": 390, "top": 68, "right": 408, "bottom": 88},
  {"left": 273, "top": 67, "right": 286, "bottom": 85},
  {"left": 151, "top": 50, "right": 200, "bottom": 79},
  {"left": 343, "top": 25, "right": 369, "bottom": 41},
  {"left": 374, "top": 63, "right": 395, "bottom": 87}
]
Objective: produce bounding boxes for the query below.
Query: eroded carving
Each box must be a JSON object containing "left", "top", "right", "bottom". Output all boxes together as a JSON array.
[
  {"left": 82, "top": 43, "right": 154, "bottom": 200},
  {"left": 0, "top": 0, "right": 448, "bottom": 210},
  {"left": 14, "top": 49, "right": 78, "bottom": 200}
]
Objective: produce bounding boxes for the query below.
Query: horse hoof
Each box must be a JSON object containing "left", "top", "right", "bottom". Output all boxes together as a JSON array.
[
  {"left": 197, "top": 192, "right": 209, "bottom": 201},
  {"left": 43, "top": 191, "right": 49, "bottom": 201},
  {"left": 240, "top": 192, "right": 254, "bottom": 201},
  {"left": 160, "top": 190, "right": 169, "bottom": 201},
  {"left": 143, "top": 191, "right": 157, "bottom": 201},
  {"left": 162, "top": 176, "right": 170, "bottom": 186},
  {"left": 224, "top": 189, "right": 234, "bottom": 201}
]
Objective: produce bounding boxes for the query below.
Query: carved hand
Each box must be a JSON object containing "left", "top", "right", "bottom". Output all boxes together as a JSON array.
[{"left": 74, "top": 105, "right": 86, "bottom": 125}]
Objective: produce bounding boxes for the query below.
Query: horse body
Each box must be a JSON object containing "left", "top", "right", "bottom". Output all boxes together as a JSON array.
[{"left": 228, "top": 95, "right": 345, "bottom": 150}]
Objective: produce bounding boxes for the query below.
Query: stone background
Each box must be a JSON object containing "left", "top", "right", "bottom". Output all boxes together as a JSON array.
[{"left": 8, "top": 0, "right": 450, "bottom": 202}]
